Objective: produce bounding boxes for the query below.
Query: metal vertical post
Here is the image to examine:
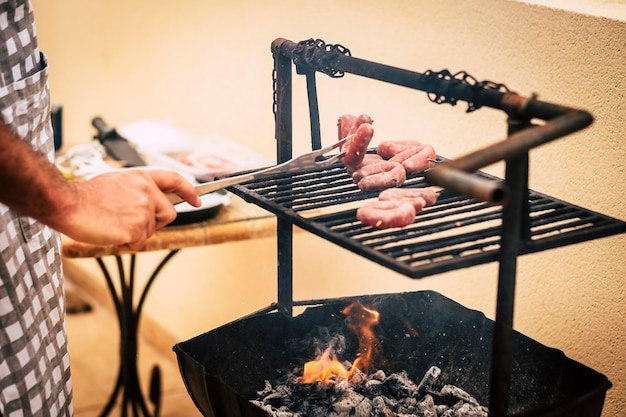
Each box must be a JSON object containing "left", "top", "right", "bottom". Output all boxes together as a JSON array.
[
  {"left": 272, "top": 40, "right": 294, "bottom": 316},
  {"left": 489, "top": 116, "right": 531, "bottom": 417},
  {"left": 304, "top": 72, "right": 322, "bottom": 150}
]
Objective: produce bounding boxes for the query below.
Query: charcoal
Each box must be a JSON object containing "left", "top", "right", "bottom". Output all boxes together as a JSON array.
[
  {"left": 383, "top": 370, "right": 419, "bottom": 398},
  {"left": 264, "top": 391, "right": 289, "bottom": 408},
  {"left": 257, "top": 380, "right": 274, "bottom": 397},
  {"left": 436, "top": 404, "right": 451, "bottom": 415},
  {"left": 440, "top": 409, "right": 455, "bottom": 417},
  {"left": 364, "top": 379, "right": 387, "bottom": 396},
  {"left": 370, "top": 369, "right": 386, "bottom": 381},
  {"left": 254, "top": 366, "right": 488, "bottom": 417},
  {"left": 306, "top": 407, "right": 327, "bottom": 417},
  {"left": 348, "top": 366, "right": 368, "bottom": 385},
  {"left": 259, "top": 382, "right": 294, "bottom": 408},
  {"left": 399, "top": 396, "right": 417, "bottom": 412},
  {"left": 452, "top": 402, "right": 489, "bottom": 417},
  {"left": 333, "top": 378, "right": 351, "bottom": 394},
  {"left": 416, "top": 394, "right": 437, "bottom": 416},
  {"left": 274, "top": 410, "right": 298, "bottom": 417},
  {"left": 371, "top": 396, "right": 394, "bottom": 417},
  {"left": 440, "top": 384, "right": 480, "bottom": 406},
  {"left": 251, "top": 401, "right": 296, "bottom": 417},
  {"left": 332, "top": 391, "right": 372, "bottom": 417},
  {"left": 416, "top": 366, "right": 441, "bottom": 395},
  {"left": 354, "top": 398, "right": 373, "bottom": 417}
]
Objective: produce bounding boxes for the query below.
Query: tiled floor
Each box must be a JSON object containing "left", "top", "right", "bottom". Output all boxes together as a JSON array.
[{"left": 65, "top": 282, "right": 202, "bottom": 417}]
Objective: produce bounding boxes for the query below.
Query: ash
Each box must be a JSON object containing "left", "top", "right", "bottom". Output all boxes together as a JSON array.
[{"left": 253, "top": 366, "right": 489, "bottom": 417}]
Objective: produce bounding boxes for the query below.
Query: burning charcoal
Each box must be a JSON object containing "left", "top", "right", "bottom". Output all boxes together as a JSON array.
[
  {"left": 416, "top": 366, "right": 441, "bottom": 395},
  {"left": 416, "top": 394, "right": 437, "bottom": 417},
  {"left": 440, "top": 384, "right": 480, "bottom": 406},
  {"left": 353, "top": 399, "right": 373, "bottom": 417},
  {"left": 333, "top": 378, "right": 352, "bottom": 393},
  {"left": 257, "top": 380, "right": 275, "bottom": 397},
  {"left": 440, "top": 409, "right": 455, "bottom": 417},
  {"left": 399, "top": 396, "right": 417, "bottom": 413},
  {"left": 348, "top": 366, "right": 368, "bottom": 386},
  {"left": 251, "top": 401, "right": 295, "bottom": 417},
  {"left": 331, "top": 378, "right": 361, "bottom": 395},
  {"left": 436, "top": 404, "right": 451, "bottom": 416},
  {"left": 371, "top": 396, "right": 394, "bottom": 417},
  {"left": 370, "top": 369, "right": 386, "bottom": 381},
  {"left": 381, "top": 395, "right": 399, "bottom": 412},
  {"left": 332, "top": 391, "right": 372, "bottom": 417},
  {"left": 364, "top": 378, "right": 388, "bottom": 397},
  {"left": 306, "top": 406, "right": 329, "bottom": 417},
  {"left": 276, "top": 408, "right": 298, "bottom": 417},
  {"left": 263, "top": 392, "right": 288, "bottom": 408},
  {"left": 253, "top": 363, "right": 488, "bottom": 417},
  {"left": 383, "top": 371, "right": 419, "bottom": 399},
  {"left": 452, "top": 402, "right": 489, "bottom": 417}
]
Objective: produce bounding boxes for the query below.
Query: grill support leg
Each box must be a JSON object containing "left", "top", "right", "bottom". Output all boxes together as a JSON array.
[
  {"left": 489, "top": 117, "right": 531, "bottom": 417},
  {"left": 273, "top": 40, "right": 295, "bottom": 316},
  {"left": 277, "top": 221, "right": 293, "bottom": 316}
]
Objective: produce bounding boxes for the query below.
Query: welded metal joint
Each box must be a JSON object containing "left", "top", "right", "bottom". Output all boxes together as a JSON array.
[{"left": 499, "top": 91, "right": 535, "bottom": 119}]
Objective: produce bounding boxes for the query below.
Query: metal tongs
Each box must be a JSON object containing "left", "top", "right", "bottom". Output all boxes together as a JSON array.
[{"left": 167, "top": 135, "right": 353, "bottom": 204}]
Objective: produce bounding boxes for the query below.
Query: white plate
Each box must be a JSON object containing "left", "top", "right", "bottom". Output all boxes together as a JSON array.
[{"left": 170, "top": 190, "right": 231, "bottom": 226}]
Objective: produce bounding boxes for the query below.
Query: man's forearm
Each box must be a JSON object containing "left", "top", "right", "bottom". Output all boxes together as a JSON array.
[{"left": 0, "top": 122, "right": 73, "bottom": 221}]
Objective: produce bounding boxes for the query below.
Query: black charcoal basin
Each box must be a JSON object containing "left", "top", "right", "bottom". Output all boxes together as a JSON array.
[{"left": 174, "top": 290, "right": 610, "bottom": 417}]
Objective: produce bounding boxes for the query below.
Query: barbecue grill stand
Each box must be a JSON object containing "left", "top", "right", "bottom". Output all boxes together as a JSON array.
[{"left": 224, "top": 37, "right": 626, "bottom": 417}]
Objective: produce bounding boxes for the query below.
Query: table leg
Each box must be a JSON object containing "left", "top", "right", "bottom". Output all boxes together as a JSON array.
[{"left": 94, "top": 250, "right": 180, "bottom": 417}]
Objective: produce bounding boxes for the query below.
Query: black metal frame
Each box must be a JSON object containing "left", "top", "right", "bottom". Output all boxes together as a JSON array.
[
  {"left": 94, "top": 251, "right": 179, "bottom": 417},
  {"left": 263, "top": 37, "right": 618, "bottom": 417}
]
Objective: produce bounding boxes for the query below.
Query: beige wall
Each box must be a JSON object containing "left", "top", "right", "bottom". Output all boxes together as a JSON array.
[{"left": 33, "top": 0, "right": 626, "bottom": 415}]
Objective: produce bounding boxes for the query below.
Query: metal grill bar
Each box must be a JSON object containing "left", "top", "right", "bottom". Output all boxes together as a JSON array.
[{"left": 229, "top": 161, "right": 626, "bottom": 279}]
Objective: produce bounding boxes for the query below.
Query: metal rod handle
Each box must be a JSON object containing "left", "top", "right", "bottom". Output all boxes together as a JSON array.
[
  {"left": 425, "top": 166, "right": 508, "bottom": 204},
  {"left": 424, "top": 107, "right": 592, "bottom": 203}
]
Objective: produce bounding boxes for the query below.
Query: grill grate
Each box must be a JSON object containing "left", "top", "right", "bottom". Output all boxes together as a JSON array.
[{"left": 229, "top": 156, "right": 626, "bottom": 279}]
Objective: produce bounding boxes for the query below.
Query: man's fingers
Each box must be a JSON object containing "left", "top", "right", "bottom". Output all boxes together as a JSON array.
[
  {"left": 146, "top": 170, "right": 201, "bottom": 207},
  {"left": 154, "top": 204, "right": 178, "bottom": 229}
]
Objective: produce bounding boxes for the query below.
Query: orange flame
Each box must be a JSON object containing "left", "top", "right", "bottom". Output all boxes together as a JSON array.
[
  {"left": 296, "top": 347, "right": 351, "bottom": 384},
  {"left": 343, "top": 302, "right": 382, "bottom": 375},
  {"left": 297, "top": 302, "right": 384, "bottom": 384}
]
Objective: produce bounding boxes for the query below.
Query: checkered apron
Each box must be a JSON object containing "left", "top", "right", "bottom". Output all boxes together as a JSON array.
[{"left": 0, "top": 1, "right": 73, "bottom": 416}]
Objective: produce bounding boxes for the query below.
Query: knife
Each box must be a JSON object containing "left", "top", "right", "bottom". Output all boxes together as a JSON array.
[{"left": 92, "top": 117, "right": 147, "bottom": 167}]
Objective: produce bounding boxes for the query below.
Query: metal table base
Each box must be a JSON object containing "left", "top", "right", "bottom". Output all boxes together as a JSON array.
[{"left": 95, "top": 250, "right": 179, "bottom": 417}]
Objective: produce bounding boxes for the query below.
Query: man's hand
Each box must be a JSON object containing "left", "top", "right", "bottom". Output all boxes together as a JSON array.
[{"left": 48, "top": 169, "right": 201, "bottom": 251}]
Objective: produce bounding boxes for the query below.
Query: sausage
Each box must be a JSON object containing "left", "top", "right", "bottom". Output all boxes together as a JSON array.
[
  {"left": 356, "top": 199, "right": 416, "bottom": 229},
  {"left": 389, "top": 144, "right": 437, "bottom": 173},
  {"left": 378, "top": 187, "right": 439, "bottom": 209},
  {"left": 338, "top": 114, "right": 373, "bottom": 140},
  {"left": 351, "top": 160, "right": 403, "bottom": 183},
  {"left": 351, "top": 160, "right": 406, "bottom": 191},
  {"left": 338, "top": 114, "right": 357, "bottom": 142},
  {"left": 359, "top": 153, "right": 384, "bottom": 164},
  {"left": 342, "top": 122, "right": 374, "bottom": 170},
  {"left": 350, "top": 114, "right": 374, "bottom": 134},
  {"left": 346, "top": 153, "right": 384, "bottom": 176},
  {"left": 377, "top": 140, "right": 422, "bottom": 159}
]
